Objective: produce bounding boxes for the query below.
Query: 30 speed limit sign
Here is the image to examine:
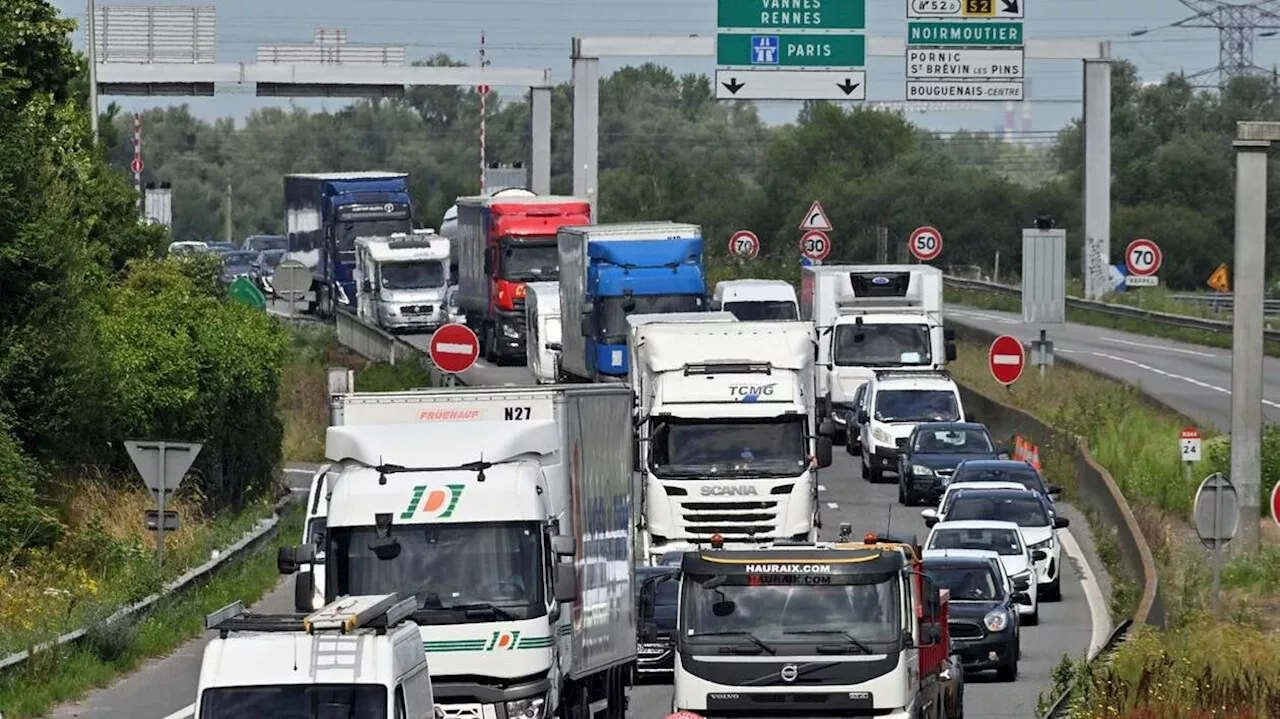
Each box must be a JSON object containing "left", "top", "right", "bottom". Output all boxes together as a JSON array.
[
  {"left": 1125, "top": 238, "right": 1162, "bottom": 276},
  {"left": 908, "top": 225, "right": 942, "bottom": 262},
  {"left": 728, "top": 230, "right": 760, "bottom": 259},
  {"left": 800, "top": 230, "right": 831, "bottom": 262}
]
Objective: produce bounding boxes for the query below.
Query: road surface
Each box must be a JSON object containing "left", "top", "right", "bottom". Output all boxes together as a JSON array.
[{"left": 945, "top": 305, "right": 1280, "bottom": 432}]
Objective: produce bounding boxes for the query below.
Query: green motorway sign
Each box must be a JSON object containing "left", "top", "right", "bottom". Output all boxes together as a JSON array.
[
  {"left": 907, "top": 22, "right": 1023, "bottom": 46},
  {"left": 716, "top": 33, "right": 866, "bottom": 67},
  {"left": 717, "top": 0, "right": 866, "bottom": 30}
]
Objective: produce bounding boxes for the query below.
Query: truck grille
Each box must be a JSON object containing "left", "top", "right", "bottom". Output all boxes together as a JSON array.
[
  {"left": 436, "top": 704, "right": 483, "bottom": 719},
  {"left": 680, "top": 500, "right": 781, "bottom": 540},
  {"left": 949, "top": 620, "right": 984, "bottom": 639},
  {"left": 402, "top": 304, "right": 434, "bottom": 315},
  {"left": 512, "top": 298, "right": 527, "bottom": 333}
]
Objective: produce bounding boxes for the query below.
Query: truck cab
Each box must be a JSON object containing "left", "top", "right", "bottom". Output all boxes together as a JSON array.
[
  {"left": 196, "top": 594, "right": 438, "bottom": 719},
  {"left": 672, "top": 530, "right": 953, "bottom": 719},
  {"left": 801, "top": 266, "right": 957, "bottom": 442},
  {"left": 711, "top": 279, "right": 799, "bottom": 321},
  {"left": 525, "top": 281, "right": 562, "bottom": 384},
  {"left": 355, "top": 231, "right": 451, "bottom": 333}
]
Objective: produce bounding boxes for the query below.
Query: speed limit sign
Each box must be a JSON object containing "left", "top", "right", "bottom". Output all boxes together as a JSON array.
[
  {"left": 728, "top": 230, "right": 760, "bottom": 259},
  {"left": 800, "top": 230, "right": 831, "bottom": 262},
  {"left": 1125, "top": 238, "right": 1162, "bottom": 276},
  {"left": 908, "top": 226, "right": 942, "bottom": 262}
]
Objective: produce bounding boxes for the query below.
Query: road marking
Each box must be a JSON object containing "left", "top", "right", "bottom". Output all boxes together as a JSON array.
[
  {"left": 1087, "top": 350, "right": 1280, "bottom": 409},
  {"left": 948, "top": 309, "right": 1018, "bottom": 325},
  {"left": 992, "top": 354, "right": 1022, "bottom": 365},
  {"left": 504, "top": 382, "right": 516, "bottom": 386},
  {"left": 435, "top": 342, "right": 474, "bottom": 354},
  {"left": 162, "top": 704, "right": 195, "bottom": 719},
  {"left": 826, "top": 502, "right": 839, "bottom": 509},
  {"left": 283, "top": 467, "right": 312, "bottom": 475},
  {"left": 818, "top": 484, "right": 827, "bottom": 492},
  {"left": 1059, "top": 529, "right": 1110, "bottom": 659},
  {"left": 1100, "top": 336, "right": 1223, "bottom": 359}
]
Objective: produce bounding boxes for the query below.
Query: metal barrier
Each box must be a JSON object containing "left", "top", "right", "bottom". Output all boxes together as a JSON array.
[
  {"left": 943, "top": 276, "right": 1280, "bottom": 341},
  {"left": 1166, "top": 292, "right": 1280, "bottom": 315},
  {"left": 333, "top": 309, "right": 425, "bottom": 366}
]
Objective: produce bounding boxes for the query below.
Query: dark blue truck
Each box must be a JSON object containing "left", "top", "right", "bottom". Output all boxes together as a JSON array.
[{"left": 283, "top": 172, "right": 413, "bottom": 317}]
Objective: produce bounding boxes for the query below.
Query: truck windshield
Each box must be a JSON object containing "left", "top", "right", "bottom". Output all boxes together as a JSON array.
[
  {"left": 681, "top": 576, "right": 901, "bottom": 646},
  {"left": 874, "top": 390, "right": 960, "bottom": 423},
  {"left": 501, "top": 239, "right": 558, "bottom": 282},
  {"left": 599, "top": 294, "right": 704, "bottom": 345},
  {"left": 649, "top": 416, "right": 807, "bottom": 478},
  {"left": 338, "top": 218, "right": 413, "bottom": 251},
  {"left": 198, "top": 684, "right": 386, "bottom": 718},
  {"left": 833, "top": 324, "right": 932, "bottom": 367},
  {"left": 722, "top": 301, "right": 798, "bottom": 321},
  {"left": 380, "top": 260, "right": 446, "bottom": 290},
  {"left": 326, "top": 522, "right": 546, "bottom": 623}
]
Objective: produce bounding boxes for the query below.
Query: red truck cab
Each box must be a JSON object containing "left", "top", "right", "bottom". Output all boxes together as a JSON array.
[{"left": 454, "top": 193, "right": 591, "bottom": 363}]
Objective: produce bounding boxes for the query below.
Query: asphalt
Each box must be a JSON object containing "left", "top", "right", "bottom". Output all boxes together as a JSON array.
[{"left": 944, "top": 305, "right": 1280, "bottom": 432}]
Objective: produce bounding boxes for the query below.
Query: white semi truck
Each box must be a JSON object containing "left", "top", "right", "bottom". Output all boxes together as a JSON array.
[
  {"left": 279, "top": 385, "right": 636, "bottom": 719},
  {"left": 525, "top": 281, "right": 562, "bottom": 384},
  {"left": 354, "top": 230, "right": 451, "bottom": 333},
  {"left": 627, "top": 320, "right": 833, "bottom": 564},
  {"left": 800, "top": 265, "right": 956, "bottom": 442}
]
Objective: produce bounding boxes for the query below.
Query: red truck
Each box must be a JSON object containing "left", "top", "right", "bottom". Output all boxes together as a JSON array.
[{"left": 453, "top": 192, "right": 591, "bottom": 364}]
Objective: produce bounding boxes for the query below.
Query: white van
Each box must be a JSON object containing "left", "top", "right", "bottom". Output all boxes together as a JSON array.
[
  {"left": 712, "top": 279, "right": 799, "bottom": 321},
  {"left": 856, "top": 370, "right": 967, "bottom": 483}
]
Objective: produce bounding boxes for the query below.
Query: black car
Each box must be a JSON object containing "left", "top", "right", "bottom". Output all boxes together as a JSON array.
[
  {"left": 949, "top": 459, "right": 1063, "bottom": 503},
  {"left": 219, "top": 250, "right": 259, "bottom": 285},
  {"left": 923, "top": 551, "right": 1032, "bottom": 681},
  {"left": 898, "top": 422, "right": 1008, "bottom": 506},
  {"left": 636, "top": 565, "right": 678, "bottom": 677}
]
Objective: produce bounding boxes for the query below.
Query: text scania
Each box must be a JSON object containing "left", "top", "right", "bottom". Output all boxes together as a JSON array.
[
  {"left": 744, "top": 563, "right": 833, "bottom": 573},
  {"left": 729, "top": 384, "right": 776, "bottom": 397},
  {"left": 700, "top": 485, "right": 759, "bottom": 496}
]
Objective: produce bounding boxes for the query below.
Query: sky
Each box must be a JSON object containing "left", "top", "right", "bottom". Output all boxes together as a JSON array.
[{"left": 53, "top": 0, "right": 1280, "bottom": 139}]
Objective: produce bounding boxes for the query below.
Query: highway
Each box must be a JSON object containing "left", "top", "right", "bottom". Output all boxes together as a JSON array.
[{"left": 945, "top": 305, "right": 1280, "bottom": 432}]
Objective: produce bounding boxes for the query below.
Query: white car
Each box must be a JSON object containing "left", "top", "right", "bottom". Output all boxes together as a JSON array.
[
  {"left": 925, "top": 520, "right": 1042, "bottom": 625},
  {"left": 924, "top": 485, "right": 1069, "bottom": 601}
]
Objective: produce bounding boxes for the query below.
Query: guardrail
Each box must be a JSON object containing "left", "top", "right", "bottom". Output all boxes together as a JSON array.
[
  {"left": 333, "top": 309, "right": 428, "bottom": 366},
  {"left": 1167, "top": 292, "right": 1280, "bottom": 315},
  {"left": 0, "top": 491, "right": 300, "bottom": 675},
  {"left": 944, "top": 276, "right": 1280, "bottom": 341}
]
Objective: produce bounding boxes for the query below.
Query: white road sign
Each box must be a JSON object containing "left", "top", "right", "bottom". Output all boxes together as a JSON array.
[
  {"left": 1124, "top": 275, "right": 1159, "bottom": 287},
  {"left": 1180, "top": 427, "right": 1202, "bottom": 463},
  {"left": 907, "top": 0, "right": 1025, "bottom": 18},
  {"left": 715, "top": 70, "right": 866, "bottom": 101},
  {"left": 906, "top": 48, "right": 1024, "bottom": 80},
  {"left": 906, "top": 80, "right": 1024, "bottom": 101}
]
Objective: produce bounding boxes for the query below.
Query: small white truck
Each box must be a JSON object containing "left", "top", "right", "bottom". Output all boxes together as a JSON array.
[
  {"left": 196, "top": 593, "right": 439, "bottom": 719},
  {"left": 710, "top": 279, "right": 799, "bottom": 321},
  {"left": 279, "top": 385, "right": 636, "bottom": 719},
  {"left": 800, "top": 265, "right": 956, "bottom": 443},
  {"left": 355, "top": 230, "right": 451, "bottom": 333},
  {"left": 525, "top": 281, "right": 562, "bottom": 383},
  {"left": 628, "top": 319, "right": 833, "bottom": 563}
]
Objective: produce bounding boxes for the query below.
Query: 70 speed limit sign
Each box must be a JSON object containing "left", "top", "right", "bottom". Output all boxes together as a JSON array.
[
  {"left": 1125, "top": 238, "right": 1162, "bottom": 276},
  {"left": 909, "top": 226, "right": 942, "bottom": 262},
  {"left": 728, "top": 230, "right": 760, "bottom": 259}
]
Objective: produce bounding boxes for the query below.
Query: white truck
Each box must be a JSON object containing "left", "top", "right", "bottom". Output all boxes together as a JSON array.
[
  {"left": 800, "top": 265, "right": 957, "bottom": 443},
  {"left": 355, "top": 230, "right": 451, "bottom": 333},
  {"left": 197, "top": 594, "right": 438, "bottom": 719},
  {"left": 628, "top": 320, "right": 833, "bottom": 564},
  {"left": 711, "top": 279, "right": 799, "bottom": 321},
  {"left": 525, "top": 281, "right": 562, "bottom": 384},
  {"left": 279, "top": 385, "right": 636, "bottom": 719}
]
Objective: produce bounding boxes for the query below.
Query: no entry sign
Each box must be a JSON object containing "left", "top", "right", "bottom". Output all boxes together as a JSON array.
[
  {"left": 1271, "top": 481, "right": 1280, "bottom": 527},
  {"left": 429, "top": 323, "right": 480, "bottom": 374},
  {"left": 988, "top": 334, "right": 1026, "bottom": 386}
]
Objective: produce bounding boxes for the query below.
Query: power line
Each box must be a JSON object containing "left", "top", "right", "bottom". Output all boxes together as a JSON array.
[{"left": 1132, "top": 0, "right": 1280, "bottom": 87}]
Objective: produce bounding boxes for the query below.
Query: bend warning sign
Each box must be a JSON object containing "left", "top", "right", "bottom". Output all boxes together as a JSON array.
[{"left": 1207, "top": 264, "right": 1229, "bottom": 292}]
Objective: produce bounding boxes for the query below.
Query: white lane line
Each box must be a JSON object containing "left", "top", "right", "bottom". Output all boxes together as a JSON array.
[
  {"left": 1087, "top": 350, "right": 1280, "bottom": 409},
  {"left": 1100, "top": 336, "right": 1224, "bottom": 359},
  {"left": 1059, "top": 529, "right": 1110, "bottom": 659},
  {"left": 818, "top": 484, "right": 827, "bottom": 492},
  {"left": 283, "top": 467, "right": 313, "bottom": 475},
  {"left": 826, "top": 502, "right": 839, "bottom": 509},
  {"left": 949, "top": 310, "right": 1019, "bottom": 325},
  {"left": 162, "top": 704, "right": 195, "bottom": 719}
]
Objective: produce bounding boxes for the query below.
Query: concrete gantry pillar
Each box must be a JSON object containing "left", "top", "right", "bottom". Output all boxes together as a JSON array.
[
  {"left": 1081, "top": 50, "right": 1112, "bottom": 301},
  {"left": 571, "top": 47, "right": 600, "bottom": 219},
  {"left": 530, "top": 85, "right": 552, "bottom": 194}
]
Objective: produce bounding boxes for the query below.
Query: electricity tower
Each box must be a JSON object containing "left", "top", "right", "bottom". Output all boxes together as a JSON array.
[{"left": 1172, "top": 0, "right": 1280, "bottom": 87}]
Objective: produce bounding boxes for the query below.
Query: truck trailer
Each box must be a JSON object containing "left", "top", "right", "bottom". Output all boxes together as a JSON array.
[
  {"left": 279, "top": 385, "right": 636, "bottom": 719},
  {"left": 558, "top": 223, "right": 706, "bottom": 383},
  {"left": 354, "top": 230, "right": 451, "bottom": 333}
]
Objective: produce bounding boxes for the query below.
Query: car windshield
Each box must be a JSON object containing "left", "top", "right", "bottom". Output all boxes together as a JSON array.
[
  {"left": 501, "top": 239, "right": 558, "bottom": 282},
  {"left": 326, "top": 522, "right": 545, "bottom": 623},
  {"left": 722, "top": 300, "right": 798, "bottom": 321},
  {"left": 833, "top": 324, "right": 932, "bottom": 367},
  {"left": 380, "top": 260, "right": 446, "bottom": 290},
  {"left": 198, "top": 684, "right": 386, "bottom": 719},
  {"left": 339, "top": 219, "right": 413, "bottom": 251},
  {"left": 681, "top": 575, "right": 901, "bottom": 644},
  {"left": 929, "top": 527, "right": 1024, "bottom": 556},
  {"left": 246, "top": 236, "right": 287, "bottom": 252},
  {"left": 599, "top": 294, "right": 704, "bottom": 345},
  {"left": 223, "top": 251, "right": 258, "bottom": 267},
  {"left": 924, "top": 564, "right": 1001, "bottom": 601},
  {"left": 649, "top": 416, "right": 807, "bottom": 478},
  {"left": 874, "top": 389, "right": 960, "bottom": 422},
  {"left": 913, "top": 428, "right": 993, "bottom": 453},
  {"left": 260, "top": 250, "right": 286, "bottom": 267},
  {"left": 953, "top": 468, "right": 1044, "bottom": 492},
  {"left": 948, "top": 495, "right": 1051, "bottom": 527}
]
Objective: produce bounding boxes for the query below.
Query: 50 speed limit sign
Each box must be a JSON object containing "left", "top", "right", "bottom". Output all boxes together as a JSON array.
[
  {"left": 800, "top": 230, "right": 831, "bottom": 262},
  {"left": 908, "top": 225, "right": 942, "bottom": 262},
  {"left": 728, "top": 230, "right": 760, "bottom": 259},
  {"left": 1125, "top": 238, "right": 1162, "bottom": 276}
]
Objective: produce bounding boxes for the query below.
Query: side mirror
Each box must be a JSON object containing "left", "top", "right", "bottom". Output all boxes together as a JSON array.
[
  {"left": 921, "top": 508, "right": 939, "bottom": 522},
  {"left": 815, "top": 437, "right": 833, "bottom": 468},
  {"left": 997, "top": 445, "right": 1011, "bottom": 458},
  {"left": 361, "top": 280, "right": 373, "bottom": 293},
  {"left": 553, "top": 563, "right": 578, "bottom": 603},
  {"left": 1047, "top": 484, "right": 1063, "bottom": 496},
  {"left": 857, "top": 409, "right": 869, "bottom": 424},
  {"left": 1012, "top": 576, "right": 1031, "bottom": 591},
  {"left": 1013, "top": 591, "right": 1033, "bottom": 606},
  {"left": 550, "top": 535, "right": 576, "bottom": 556},
  {"left": 945, "top": 343, "right": 957, "bottom": 362},
  {"left": 966, "top": 415, "right": 978, "bottom": 424},
  {"left": 944, "top": 328, "right": 957, "bottom": 341},
  {"left": 278, "top": 546, "right": 298, "bottom": 574},
  {"left": 1031, "top": 549, "right": 1048, "bottom": 561},
  {"left": 548, "top": 603, "right": 562, "bottom": 623},
  {"left": 818, "top": 418, "right": 835, "bottom": 437},
  {"left": 580, "top": 314, "right": 593, "bottom": 338},
  {"left": 1053, "top": 516, "right": 1070, "bottom": 529},
  {"left": 293, "top": 571, "right": 316, "bottom": 612}
]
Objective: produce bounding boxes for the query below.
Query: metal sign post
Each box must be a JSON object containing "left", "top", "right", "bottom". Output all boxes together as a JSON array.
[
  {"left": 1193, "top": 472, "right": 1240, "bottom": 615},
  {"left": 124, "top": 440, "right": 203, "bottom": 567}
]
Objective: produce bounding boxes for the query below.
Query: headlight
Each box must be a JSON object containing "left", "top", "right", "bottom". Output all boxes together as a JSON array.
[
  {"left": 505, "top": 695, "right": 547, "bottom": 719},
  {"left": 1028, "top": 538, "right": 1052, "bottom": 552},
  {"left": 502, "top": 323, "right": 520, "bottom": 339},
  {"left": 872, "top": 426, "right": 892, "bottom": 444},
  {"left": 911, "top": 465, "right": 934, "bottom": 476},
  {"left": 983, "top": 608, "right": 1010, "bottom": 632}
]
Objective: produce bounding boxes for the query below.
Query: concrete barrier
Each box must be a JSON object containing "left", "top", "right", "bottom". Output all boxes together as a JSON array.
[{"left": 334, "top": 309, "right": 425, "bottom": 366}]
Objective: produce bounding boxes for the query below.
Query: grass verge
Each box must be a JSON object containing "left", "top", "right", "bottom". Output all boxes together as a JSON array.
[{"left": 0, "top": 504, "right": 303, "bottom": 718}]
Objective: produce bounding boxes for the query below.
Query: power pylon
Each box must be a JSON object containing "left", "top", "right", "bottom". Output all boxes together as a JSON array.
[{"left": 1173, "top": 0, "right": 1280, "bottom": 87}]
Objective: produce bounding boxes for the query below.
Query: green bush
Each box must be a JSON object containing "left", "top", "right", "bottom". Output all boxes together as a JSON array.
[{"left": 1204, "top": 425, "right": 1280, "bottom": 516}]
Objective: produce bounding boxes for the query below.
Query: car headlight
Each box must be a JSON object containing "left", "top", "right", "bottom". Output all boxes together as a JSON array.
[
  {"left": 502, "top": 323, "right": 521, "bottom": 339},
  {"left": 983, "top": 608, "right": 1010, "bottom": 632},
  {"left": 872, "top": 426, "right": 892, "bottom": 444},
  {"left": 911, "top": 464, "right": 934, "bottom": 476},
  {"left": 1028, "top": 538, "right": 1053, "bottom": 552},
  {"left": 505, "top": 695, "right": 547, "bottom": 719}
]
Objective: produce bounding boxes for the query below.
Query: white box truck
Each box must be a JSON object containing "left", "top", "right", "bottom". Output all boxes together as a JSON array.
[
  {"left": 627, "top": 320, "right": 833, "bottom": 564},
  {"left": 279, "top": 385, "right": 636, "bottom": 719},
  {"left": 800, "top": 265, "right": 956, "bottom": 442}
]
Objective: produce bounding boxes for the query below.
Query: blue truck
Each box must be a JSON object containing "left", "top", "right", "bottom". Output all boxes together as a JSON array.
[
  {"left": 557, "top": 222, "right": 706, "bottom": 382},
  {"left": 283, "top": 172, "right": 413, "bottom": 317}
]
